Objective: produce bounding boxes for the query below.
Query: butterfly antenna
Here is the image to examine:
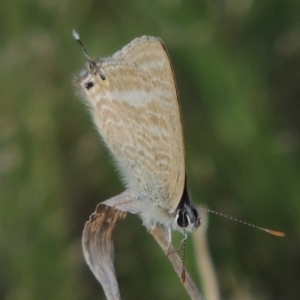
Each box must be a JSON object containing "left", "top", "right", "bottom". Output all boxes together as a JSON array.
[
  {"left": 181, "top": 229, "right": 186, "bottom": 283},
  {"left": 196, "top": 206, "right": 285, "bottom": 237},
  {"left": 72, "top": 29, "right": 96, "bottom": 67}
]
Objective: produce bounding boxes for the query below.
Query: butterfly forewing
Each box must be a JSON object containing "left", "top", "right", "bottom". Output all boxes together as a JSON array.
[{"left": 76, "top": 36, "right": 185, "bottom": 213}]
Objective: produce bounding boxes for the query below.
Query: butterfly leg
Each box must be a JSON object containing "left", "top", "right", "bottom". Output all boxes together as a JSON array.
[
  {"left": 177, "top": 230, "right": 188, "bottom": 252},
  {"left": 165, "top": 227, "right": 173, "bottom": 255}
]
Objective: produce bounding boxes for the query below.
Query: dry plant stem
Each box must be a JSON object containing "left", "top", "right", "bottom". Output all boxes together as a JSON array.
[
  {"left": 82, "top": 204, "right": 126, "bottom": 300},
  {"left": 82, "top": 203, "right": 204, "bottom": 300},
  {"left": 193, "top": 210, "right": 220, "bottom": 300},
  {"left": 149, "top": 226, "right": 204, "bottom": 300}
]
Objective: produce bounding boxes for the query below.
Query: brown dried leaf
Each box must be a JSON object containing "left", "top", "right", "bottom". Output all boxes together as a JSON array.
[{"left": 82, "top": 199, "right": 204, "bottom": 300}]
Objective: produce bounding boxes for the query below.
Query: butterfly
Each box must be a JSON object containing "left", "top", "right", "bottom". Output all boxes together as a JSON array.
[{"left": 73, "top": 31, "right": 201, "bottom": 247}]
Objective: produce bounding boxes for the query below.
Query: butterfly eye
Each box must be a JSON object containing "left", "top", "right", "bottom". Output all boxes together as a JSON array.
[
  {"left": 176, "top": 209, "right": 188, "bottom": 228},
  {"left": 191, "top": 208, "right": 198, "bottom": 223}
]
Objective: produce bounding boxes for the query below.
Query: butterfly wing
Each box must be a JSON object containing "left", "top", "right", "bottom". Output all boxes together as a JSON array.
[{"left": 75, "top": 36, "right": 185, "bottom": 213}]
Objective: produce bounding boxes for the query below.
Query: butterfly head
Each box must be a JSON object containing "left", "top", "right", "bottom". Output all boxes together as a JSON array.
[{"left": 175, "top": 203, "right": 201, "bottom": 232}]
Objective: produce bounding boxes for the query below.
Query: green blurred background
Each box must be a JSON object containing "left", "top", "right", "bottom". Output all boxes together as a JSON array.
[{"left": 1, "top": 1, "right": 299, "bottom": 299}]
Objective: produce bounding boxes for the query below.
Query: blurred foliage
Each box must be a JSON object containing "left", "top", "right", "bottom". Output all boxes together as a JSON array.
[{"left": 0, "top": 0, "right": 299, "bottom": 299}]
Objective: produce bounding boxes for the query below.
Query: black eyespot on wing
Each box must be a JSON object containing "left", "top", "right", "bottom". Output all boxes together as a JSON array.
[
  {"left": 85, "top": 81, "right": 94, "bottom": 90},
  {"left": 100, "top": 73, "right": 106, "bottom": 80}
]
